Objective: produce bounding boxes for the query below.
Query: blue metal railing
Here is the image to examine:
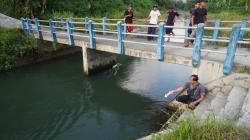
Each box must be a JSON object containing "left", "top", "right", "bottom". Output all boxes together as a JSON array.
[{"left": 20, "top": 17, "right": 250, "bottom": 75}]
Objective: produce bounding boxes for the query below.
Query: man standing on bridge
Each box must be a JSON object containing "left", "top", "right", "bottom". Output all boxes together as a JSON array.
[
  {"left": 167, "top": 75, "right": 207, "bottom": 109},
  {"left": 165, "top": 7, "right": 180, "bottom": 42},
  {"left": 188, "top": 2, "right": 200, "bottom": 39},
  {"left": 147, "top": 5, "right": 161, "bottom": 41},
  {"left": 184, "top": 0, "right": 208, "bottom": 47}
]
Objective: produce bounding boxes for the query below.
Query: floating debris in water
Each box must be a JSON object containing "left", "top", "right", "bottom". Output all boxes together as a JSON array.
[{"left": 112, "top": 63, "right": 122, "bottom": 76}]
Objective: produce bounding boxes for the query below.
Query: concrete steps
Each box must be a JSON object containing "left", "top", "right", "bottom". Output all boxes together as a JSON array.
[
  {"left": 193, "top": 93, "right": 215, "bottom": 118},
  {"left": 201, "top": 91, "right": 230, "bottom": 119},
  {"left": 219, "top": 86, "right": 248, "bottom": 121},
  {"left": 194, "top": 86, "right": 249, "bottom": 124},
  {"left": 237, "top": 89, "right": 250, "bottom": 130}
]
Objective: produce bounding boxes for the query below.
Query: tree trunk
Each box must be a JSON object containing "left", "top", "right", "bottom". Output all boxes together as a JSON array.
[
  {"left": 227, "top": 0, "right": 231, "bottom": 10},
  {"left": 41, "top": 0, "right": 46, "bottom": 15},
  {"left": 246, "top": 0, "right": 249, "bottom": 11},
  {"left": 30, "top": 9, "right": 35, "bottom": 20}
]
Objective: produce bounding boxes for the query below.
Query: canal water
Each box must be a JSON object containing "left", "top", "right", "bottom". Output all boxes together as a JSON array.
[{"left": 0, "top": 53, "right": 191, "bottom": 140}]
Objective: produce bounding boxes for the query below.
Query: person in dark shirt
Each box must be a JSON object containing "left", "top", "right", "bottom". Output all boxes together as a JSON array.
[
  {"left": 188, "top": 3, "right": 200, "bottom": 36},
  {"left": 184, "top": 0, "right": 208, "bottom": 47},
  {"left": 192, "top": 7, "right": 207, "bottom": 25},
  {"left": 165, "top": 7, "right": 180, "bottom": 42},
  {"left": 124, "top": 4, "right": 134, "bottom": 33}
]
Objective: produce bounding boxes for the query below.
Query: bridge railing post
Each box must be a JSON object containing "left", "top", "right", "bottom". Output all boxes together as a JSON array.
[
  {"left": 88, "top": 20, "right": 96, "bottom": 49},
  {"left": 212, "top": 19, "right": 221, "bottom": 47},
  {"left": 54, "top": 18, "right": 59, "bottom": 27},
  {"left": 69, "top": 17, "right": 74, "bottom": 28},
  {"left": 123, "top": 22, "right": 127, "bottom": 34},
  {"left": 66, "top": 20, "right": 74, "bottom": 46},
  {"left": 61, "top": 17, "right": 66, "bottom": 31},
  {"left": 21, "top": 18, "right": 28, "bottom": 34},
  {"left": 117, "top": 21, "right": 124, "bottom": 54},
  {"left": 85, "top": 17, "right": 89, "bottom": 31},
  {"left": 239, "top": 19, "right": 248, "bottom": 41},
  {"left": 192, "top": 23, "right": 205, "bottom": 67},
  {"left": 157, "top": 22, "right": 165, "bottom": 61},
  {"left": 35, "top": 18, "right": 43, "bottom": 39},
  {"left": 185, "top": 19, "right": 190, "bottom": 38},
  {"left": 223, "top": 24, "right": 241, "bottom": 75},
  {"left": 49, "top": 19, "right": 57, "bottom": 43},
  {"left": 26, "top": 18, "right": 32, "bottom": 35},
  {"left": 102, "top": 17, "right": 107, "bottom": 35}
]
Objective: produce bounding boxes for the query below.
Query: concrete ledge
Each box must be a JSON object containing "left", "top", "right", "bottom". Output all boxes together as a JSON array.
[{"left": 0, "top": 13, "right": 21, "bottom": 29}]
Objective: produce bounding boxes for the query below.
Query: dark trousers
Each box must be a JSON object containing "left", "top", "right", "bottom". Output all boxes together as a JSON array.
[
  {"left": 176, "top": 95, "right": 197, "bottom": 105},
  {"left": 147, "top": 24, "right": 156, "bottom": 41}
]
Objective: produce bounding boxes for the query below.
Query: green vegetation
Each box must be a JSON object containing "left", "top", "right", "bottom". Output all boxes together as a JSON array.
[
  {"left": 0, "top": 27, "right": 36, "bottom": 71},
  {"left": 240, "top": 66, "right": 250, "bottom": 74},
  {"left": 152, "top": 117, "right": 250, "bottom": 140},
  {"left": 1, "top": 0, "right": 249, "bottom": 19},
  {"left": 206, "top": 12, "right": 250, "bottom": 47},
  {"left": 186, "top": 0, "right": 250, "bottom": 13}
]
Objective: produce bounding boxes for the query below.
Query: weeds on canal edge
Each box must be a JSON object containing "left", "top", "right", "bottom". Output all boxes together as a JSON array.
[{"left": 152, "top": 115, "right": 250, "bottom": 140}]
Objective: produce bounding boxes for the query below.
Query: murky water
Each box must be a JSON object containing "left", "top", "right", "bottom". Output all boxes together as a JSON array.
[{"left": 0, "top": 53, "right": 191, "bottom": 140}]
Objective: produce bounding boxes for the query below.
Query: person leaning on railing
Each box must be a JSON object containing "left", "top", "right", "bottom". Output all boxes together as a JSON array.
[{"left": 184, "top": 0, "right": 208, "bottom": 47}]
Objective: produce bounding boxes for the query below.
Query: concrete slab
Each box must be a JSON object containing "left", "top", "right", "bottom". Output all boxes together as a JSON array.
[
  {"left": 237, "top": 89, "right": 250, "bottom": 130},
  {"left": 219, "top": 86, "right": 248, "bottom": 120}
]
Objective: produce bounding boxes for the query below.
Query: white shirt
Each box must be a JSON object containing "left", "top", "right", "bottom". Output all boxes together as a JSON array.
[{"left": 149, "top": 10, "right": 161, "bottom": 24}]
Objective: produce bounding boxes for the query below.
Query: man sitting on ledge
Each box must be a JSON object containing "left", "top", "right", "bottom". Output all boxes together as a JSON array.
[{"left": 168, "top": 75, "right": 207, "bottom": 109}]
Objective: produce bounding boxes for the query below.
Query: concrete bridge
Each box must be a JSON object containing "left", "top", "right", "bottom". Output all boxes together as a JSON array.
[
  {"left": 19, "top": 17, "right": 250, "bottom": 83},
  {"left": 1, "top": 14, "right": 250, "bottom": 137}
]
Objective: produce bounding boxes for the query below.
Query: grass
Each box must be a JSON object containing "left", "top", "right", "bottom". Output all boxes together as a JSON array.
[
  {"left": 239, "top": 66, "right": 250, "bottom": 74},
  {"left": 152, "top": 116, "right": 250, "bottom": 140},
  {"left": 204, "top": 11, "right": 250, "bottom": 47}
]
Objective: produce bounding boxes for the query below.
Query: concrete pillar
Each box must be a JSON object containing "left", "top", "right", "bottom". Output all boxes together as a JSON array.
[
  {"left": 82, "top": 47, "right": 117, "bottom": 76},
  {"left": 192, "top": 60, "right": 224, "bottom": 84}
]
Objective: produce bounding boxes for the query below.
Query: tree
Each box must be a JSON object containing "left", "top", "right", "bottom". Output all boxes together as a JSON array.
[
  {"left": 245, "top": 0, "right": 249, "bottom": 11},
  {"left": 41, "top": 0, "right": 47, "bottom": 15},
  {"left": 15, "top": 0, "right": 47, "bottom": 19}
]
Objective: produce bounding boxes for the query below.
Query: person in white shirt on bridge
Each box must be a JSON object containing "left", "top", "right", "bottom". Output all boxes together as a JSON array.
[{"left": 147, "top": 5, "right": 161, "bottom": 41}]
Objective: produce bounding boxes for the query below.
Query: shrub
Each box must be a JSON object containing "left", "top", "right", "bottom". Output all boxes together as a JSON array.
[{"left": 0, "top": 27, "right": 36, "bottom": 71}]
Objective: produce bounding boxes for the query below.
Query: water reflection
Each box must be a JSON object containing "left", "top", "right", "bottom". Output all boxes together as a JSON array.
[{"left": 121, "top": 59, "right": 192, "bottom": 101}]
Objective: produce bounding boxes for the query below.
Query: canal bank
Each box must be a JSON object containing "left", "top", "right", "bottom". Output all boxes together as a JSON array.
[{"left": 138, "top": 72, "right": 250, "bottom": 140}]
